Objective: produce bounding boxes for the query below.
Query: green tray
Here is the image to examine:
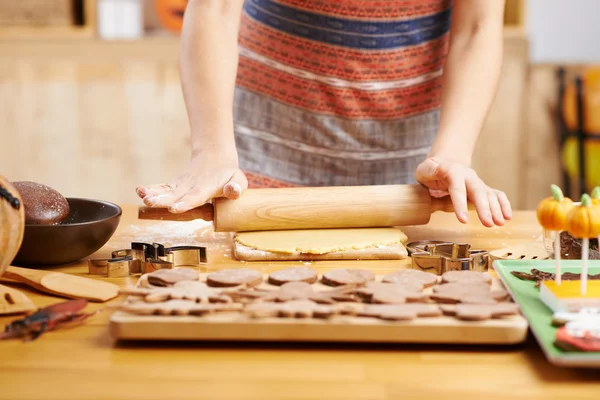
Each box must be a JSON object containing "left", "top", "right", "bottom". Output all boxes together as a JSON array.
[{"left": 493, "top": 259, "right": 600, "bottom": 368}]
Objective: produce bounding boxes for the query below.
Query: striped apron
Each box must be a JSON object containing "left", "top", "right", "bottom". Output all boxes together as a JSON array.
[{"left": 233, "top": 0, "right": 452, "bottom": 188}]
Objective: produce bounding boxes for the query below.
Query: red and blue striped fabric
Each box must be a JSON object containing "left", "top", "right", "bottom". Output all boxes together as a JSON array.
[{"left": 233, "top": 0, "right": 453, "bottom": 188}]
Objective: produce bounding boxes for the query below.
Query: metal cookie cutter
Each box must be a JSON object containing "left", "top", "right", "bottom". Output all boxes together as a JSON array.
[
  {"left": 88, "top": 242, "right": 207, "bottom": 278},
  {"left": 406, "top": 240, "right": 490, "bottom": 275}
]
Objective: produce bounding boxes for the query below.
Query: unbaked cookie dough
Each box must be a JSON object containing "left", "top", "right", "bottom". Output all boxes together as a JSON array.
[{"left": 234, "top": 228, "right": 408, "bottom": 255}]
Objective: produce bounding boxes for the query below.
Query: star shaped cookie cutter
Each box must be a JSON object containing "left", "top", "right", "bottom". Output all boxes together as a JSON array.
[
  {"left": 88, "top": 242, "right": 207, "bottom": 278},
  {"left": 406, "top": 241, "right": 490, "bottom": 275}
]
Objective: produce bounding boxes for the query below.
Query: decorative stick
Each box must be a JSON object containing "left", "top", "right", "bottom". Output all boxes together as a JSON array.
[
  {"left": 582, "top": 238, "right": 589, "bottom": 295},
  {"left": 554, "top": 232, "right": 562, "bottom": 285}
]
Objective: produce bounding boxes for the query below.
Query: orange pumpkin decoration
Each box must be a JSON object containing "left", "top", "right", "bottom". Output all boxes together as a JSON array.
[
  {"left": 536, "top": 184, "right": 574, "bottom": 231},
  {"left": 565, "top": 194, "right": 600, "bottom": 239},
  {"left": 562, "top": 67, "right": 600, "bottom": 135},
  {"left": 0, "top": 175, "right": 25, "bottom": 277},
  {"left": 155, "top": 0, "right": 188, "bottom": 34}
]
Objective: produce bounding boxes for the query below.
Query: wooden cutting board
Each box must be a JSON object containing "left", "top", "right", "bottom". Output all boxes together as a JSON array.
[{"left": 109, "top": 273, "right": 528, "bottom": 345}]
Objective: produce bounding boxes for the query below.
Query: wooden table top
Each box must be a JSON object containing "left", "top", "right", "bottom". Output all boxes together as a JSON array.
[{"left": 1, "top": 205, "right": 599, "bottom": 399}]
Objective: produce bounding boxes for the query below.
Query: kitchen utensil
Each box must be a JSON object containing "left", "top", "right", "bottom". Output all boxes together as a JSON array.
[
  {"left": 0, "top": 284, "right": 36, "bottom": 315},
  {"left": 88, "top": 242, "right": 206, "bottom": 278},
  {"left": 138, "top": 184, "right": 468, "bottom": 232},
  {"left": 490, "top": 242, "right": 549, "bottom": 261},
  {"left": 2, "top": 266, "right": 119, "bottom": 302},
  {"left": 0, "top": 175, "right": 25, "bottom": 276},
  {"left": 406, "top": 241, "right": 490, "bottom": 274},
  {"left": 13, "top": 198, "right": 122, "bottom": 266}
]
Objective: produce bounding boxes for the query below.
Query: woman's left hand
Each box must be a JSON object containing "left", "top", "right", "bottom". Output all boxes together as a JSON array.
[{"left": 415, "top": 157, "right": 512, "bottom": 227}]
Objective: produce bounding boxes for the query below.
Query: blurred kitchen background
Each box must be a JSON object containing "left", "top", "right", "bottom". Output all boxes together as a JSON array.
[{"left": 0, "top": 0, "right": 598, "bottom": 210}]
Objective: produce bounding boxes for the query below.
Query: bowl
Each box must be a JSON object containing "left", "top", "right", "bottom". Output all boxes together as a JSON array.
[{"left": 12, "top": 198, "right": 122, "bottom": 266}]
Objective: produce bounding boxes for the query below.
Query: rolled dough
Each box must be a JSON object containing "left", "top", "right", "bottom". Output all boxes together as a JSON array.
[{"left": 234, "top": 228, "right": 408, "bottom": 255}]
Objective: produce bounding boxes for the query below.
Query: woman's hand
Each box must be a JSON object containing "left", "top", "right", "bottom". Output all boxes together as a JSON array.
[
  {"left": 136, "top": 149, "right": 247, "bottom": 214},
  {"left": 415, "top": 157, "right": 512, "bottom": 227}
]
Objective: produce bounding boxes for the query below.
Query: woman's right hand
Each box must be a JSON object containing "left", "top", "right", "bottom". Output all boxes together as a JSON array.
[{"left": 136, "top": 149, "right": 248, "bottom": 214}]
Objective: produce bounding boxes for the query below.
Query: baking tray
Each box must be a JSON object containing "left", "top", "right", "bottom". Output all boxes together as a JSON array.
[
  {"left": 109, "top": 272, "right": 528, "bottom": 345},
  {"left": 493, "top": 259, "right": 600, "bottom": 368}
]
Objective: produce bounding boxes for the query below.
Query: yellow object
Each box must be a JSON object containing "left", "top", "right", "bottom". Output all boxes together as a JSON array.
[
  {"left": 234, "top": 228, "right": 408, "bottom": 255},
  {"left": 562, "top": 67, "right": 600, "bottom": 134},
  {"left": 565, "top": 194, "right": 600, "bottom": 239},
  {"left": 542, "top": 280, "right": 600, "bottom": 298},
  {"left": 536, "top": 184, "right": 574, "bottom": 231},
  {"left": 562, "top": 138, "right": 600, "bottom": 191},
  {"left": 540, "top": 280, "right": 600, "bottom": 312}
]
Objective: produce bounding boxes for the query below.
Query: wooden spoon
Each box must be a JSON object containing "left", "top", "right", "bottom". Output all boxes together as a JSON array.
[
  {"left": 2, "top": 266, "right": 119, "bottom": 303},
  {"left": 0, "top": 284, "right": 36, "bottom": 315}
]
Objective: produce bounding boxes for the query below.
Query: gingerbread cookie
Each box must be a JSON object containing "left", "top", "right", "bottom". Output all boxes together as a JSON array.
[
  {"left": 229, "top": 281, "right": 356, "bottom": 304},
  {"left": 119, "top": 299, "right": 242, "bottom": 316},
  {"left": 440, "top": 303, "right": 519, "bottom": 321},
  {"left": 206, "top": 268, "right": 263, "bottom": 288},
  {"left": 355, "top": 282, "right": 427, "bottom": 304},
  {"left": 321, "top": 268, "right": 375, "bottom": 286},
  {"left": 268, "top": 267, "right": 318, "bottom": 286},
  {"left": 120, "top": 281, "right": 231, "bottom": 304},
  {"left": 441, "top": 271, "right": 492, "bottom": 285},
  {"left": 147, "top": 268, "right": 199, "bottom": 287},
  {"left": 381, "top": 269, "right": 437, "bottom": 288},
  {"left": 358, "top": 304, "right": 442, "bottom": 321},
  {"left": 244, "top": 299, "right": 353, "bottom": 319},
  {"left": 431, "top": 283, "right": 509, "bottom": 304}
]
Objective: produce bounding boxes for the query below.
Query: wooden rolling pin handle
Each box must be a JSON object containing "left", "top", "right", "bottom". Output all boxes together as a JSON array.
[{"left": 138, "top": 204, "right": 214, "bottom": 222}]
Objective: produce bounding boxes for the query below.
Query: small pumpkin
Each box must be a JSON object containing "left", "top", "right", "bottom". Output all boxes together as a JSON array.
[
  {"left": 0, "top": 175, "right": 25, "bottom": 276},
  {"left": 565, "top": 194, "right": 600, "bottom": 239},
  {"left": 536, "top": 184, "right": 574, "bottom": 231}
]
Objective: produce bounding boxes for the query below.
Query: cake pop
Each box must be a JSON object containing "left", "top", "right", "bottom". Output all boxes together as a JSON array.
[
  {"left": 565, "top": 194, "right": 600, "bottom": 295},
  {"left": 536, "top": 184, "right": 574, "bottom": 285}
]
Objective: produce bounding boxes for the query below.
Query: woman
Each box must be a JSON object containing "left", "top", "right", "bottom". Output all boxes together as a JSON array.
[{"left": 137, "top": 0, "right": 512, "bottom": 227}]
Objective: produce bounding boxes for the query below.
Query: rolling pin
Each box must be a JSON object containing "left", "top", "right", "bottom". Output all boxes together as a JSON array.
[{"left": 138, "top": 184, "right": 463, "bottom": 232}]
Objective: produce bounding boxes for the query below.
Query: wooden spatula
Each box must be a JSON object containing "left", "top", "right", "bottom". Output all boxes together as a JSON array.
[
  {"left": 0, "top": 284, "right": 36, "bottom": 315},
  {"left": 2, "top": 266, "right": 119, "bottom": 303},
  {"left": 490, "top": 242, "right": 549, "bottom": 261}
]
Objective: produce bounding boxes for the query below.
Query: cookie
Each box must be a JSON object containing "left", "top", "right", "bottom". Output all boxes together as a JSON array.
[
  {"left": 431, "top": 282, "right": 508, "bottom": 304},
  {"left": 229, "top": 281, "right": 356, "bottom": 304},
  {"left": 440, "top": 303, "right": 519, "bottom": 321},
  {"left": 206, "top": 268, "right": 263, "bottom": 288},
  {"left": 355, "top": 282, "right": 427, "bottom": 304},
  {"left": 120, "top": 281, "right": 231, "bottom": 304},
  {"left": 119, "top": 299, "right": 242, "bottom": 316},
  {"left": 244, "top": 299, "right": 352, "bottom": 319},
  {"left": 358, "top": 304, "right": 442, "bottom": 321},
  {"left": 268, "top": 267, "right": 318, "bottom": 286},
  {"left": 321, "top": 268, "right": 375, "bottom": 286},
  {"left": 12, "top": 181, "right": 70, "bottom": 225},
  {"left": 441, "top": 271, "right": 492, "bottom": 285},
  {"left": 146, "top": 268, "right": 199, "bottom": 287},
  {"left": 381, "top": 269, "right": 438, "bottom": 288}
]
